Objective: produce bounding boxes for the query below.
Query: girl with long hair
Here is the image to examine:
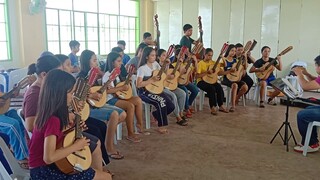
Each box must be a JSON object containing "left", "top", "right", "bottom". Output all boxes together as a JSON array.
[
  {"left": 136, "top": 47, "right": 175, "bottom": 134},
  {"left": 221, "top": 44, "right": 248, "bottom": 112},
  {"left": 102, "top": 52, "right": 144, "bottom": 142},
  {"left": 79, "top": 50, "right": 126, "bottom": 160},
  {"left": 29, "top": 69, "right": 111, "bottom": 179}
]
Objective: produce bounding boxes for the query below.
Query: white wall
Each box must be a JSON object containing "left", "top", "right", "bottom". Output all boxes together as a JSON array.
[{"left": 154, "top": 0, "right": 320, "bottom": 77}]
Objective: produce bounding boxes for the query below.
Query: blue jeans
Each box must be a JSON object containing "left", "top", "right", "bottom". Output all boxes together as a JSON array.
[
  {"left": 297, "top": 106, "right": 320, "bottom": 145},
  {"left": 178, "top": 83, "right": 199, "bottom": 110}
]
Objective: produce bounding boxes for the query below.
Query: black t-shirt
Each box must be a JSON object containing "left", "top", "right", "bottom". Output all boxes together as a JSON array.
[
  {"left": 180, "top": 35, "right": 194, "bottom": 52},
  {"left": 253, "top": 58, "right": 278, "bottom": 77}
]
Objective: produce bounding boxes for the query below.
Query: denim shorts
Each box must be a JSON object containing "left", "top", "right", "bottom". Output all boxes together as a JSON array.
[
  {"left": 89, "top": 106, "right": 124, "bottom": 121},
  {"left": 107, "top": 97, "right": 119, "bottom": 106}
]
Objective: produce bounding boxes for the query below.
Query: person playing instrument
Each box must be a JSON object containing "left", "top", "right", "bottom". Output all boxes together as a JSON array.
[
  {"left": 55, "top": 54, "right": 112, "bottom": 167},
  {"left": 126, "top": 43, "right": 148, "bottom": 71},
  {"left": 196, "top": 48, "right": 228, "bottom": 115},
  {"left": 110, "top": 47, "right": 128, "bottom": 79},
  {"left": 78, "top": 50, "right": 126, "bottom": 160},
  {"left": 157, "top": 49, "right": 188, "bottom": 126},
  {"left": 179, "top": 24, "right": 198, "bottom": 52},
  {"left": 28, "top": 69, "right": 111, "bottom": 179},
  {"left": 221, "top": 44, "right": 248, "bottom": 112},
  {"left": 117, "top": 40, "right": 131, "bottom": 65},
  {"left": 24, "top": 55, "right": 111, "bottom": 169},
  {"left": 249, "top": 46, "right": 282, "bottom": 107},
  {"left": 68, "top": 40, "right": 81, "bottom": 73},
  {"left": 136, "top": 47, "right": 175, "bottom": 134},
  {"left": 292, "top": 55, "right": 320, "bottom": 153},
  {"left": 235, "top": 43, "right": 254, "bottom": 95},
  {"left": 173, "top": 49, "right": 199, "bottom": 117},
  {"left": 0, "top": 98, "right": 29, "bottom": 169},
  {"left": 102, "top": 52, "right": 143, "bottom": 142}
]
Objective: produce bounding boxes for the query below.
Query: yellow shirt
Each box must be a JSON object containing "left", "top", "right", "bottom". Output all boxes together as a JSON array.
[{"left": 196, "top": 59, "right": 223, "bottom": 83}]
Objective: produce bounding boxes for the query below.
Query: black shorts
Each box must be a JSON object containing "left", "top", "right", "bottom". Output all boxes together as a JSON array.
[
  {"left": 82, "top": 132, "right": 98, "bottom": 153},
  {"left": 221, "top": 77, "right": 246, "bottom": 89}
]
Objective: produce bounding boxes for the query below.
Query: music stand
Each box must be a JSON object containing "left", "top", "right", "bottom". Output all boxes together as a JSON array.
[{"left": 269, "top": 78, "right": 298, "bottom": 152}]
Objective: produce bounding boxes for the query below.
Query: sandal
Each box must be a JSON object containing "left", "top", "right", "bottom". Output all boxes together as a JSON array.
[
  {"left": 259, "top": 101, "right": 265, "bottom": 108},
  {"left": 218, "top": 107, "right": 229, "bottom": 113},
  {"left": 156, "top": 128, "right": 169, "bottom": 134},
  {"left": 103, "top": 167, "right": 115, "bottom": 177},
  {"left": 135, "top": 131, "right": 151, "bottom": 136},
  {"left": 181, "top": 116, "right": 188, "bottom": 121},
  {"left": 108, "top": 151, "right": 124, "bottom": 160},
  {"left": 229, "top": 107, "right": 235, "bottom": 112},
  {"left": 189, "top": 108, "right": 195, "bottom": 113},
  {"left": 185, "top": 110, "right": 192, "bottom": 118},
  {"left": 211, "top": 107, "right": 218, "bottom": 115},
  {"left": 126, "top": 136, "right": 142, "bottom": 143},
  {"left": 176, "top": 119, "right": 188, "bottom": 126}
]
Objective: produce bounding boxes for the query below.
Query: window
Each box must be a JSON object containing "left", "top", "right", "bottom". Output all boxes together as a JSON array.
[
  {"left": 45, "top": 0, "right": 140, "bottom": 55},
  {"left": 0, "top": 0, "right": 11, "bottom": 61}
]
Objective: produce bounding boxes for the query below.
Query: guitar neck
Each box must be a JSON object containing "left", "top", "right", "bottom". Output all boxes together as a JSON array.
[
  {"left": 265, "top": 57, "right": 278, "bottom": 69},
  {"left": 0, "top": 87, "right": 18, "bottom": 100},
  {"left": 74, "top": 114, "right": 82, "bottom": 139},
  {"left": 212, "top": 55, "right": 223, "bottom": 71},
  {"left": 124, "top": 74, "right": 132, "bottom": 85},
  {"left": 184, "top": 56, "right": 193, "bottom": 71},
  {"left": 172, "top": 61, "right": 180, "bottom": 74}
]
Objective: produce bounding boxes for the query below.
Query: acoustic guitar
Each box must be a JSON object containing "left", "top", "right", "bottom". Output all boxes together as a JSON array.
[
  {"left": 227, "top": 40, "right": 252, "bottom": 82},
  {"left": 89, "top": 67, "right": 121, "bottom": 108},
  {"left": 115, "top": 64, "right": 135, "bottom": 100},
  {"left": 145, "top": 45, "right": 175, "bottom": 94},
  {"left": 202, "top": 42, "right": 229, "bottom": 84},
  {"left": 255, "top": 46, "right": 293, "bottom": 80},
  {"left": 76, "top": 67, "right": 100, "bottom": 121},
  {"left": 55, "top": 88, "right": 92, "bottom": 174},
  {"left": 154, "top": 14, "right": 160, "bottom": 50},
  {"left": 164, "top": 46, "right": 188, "bottom": 90},
  {"left": 178, "top": 43, "right": 203, "bottom": 85},
  {"left": 0, "top": 75, "right": 36, "bottom": 114}
]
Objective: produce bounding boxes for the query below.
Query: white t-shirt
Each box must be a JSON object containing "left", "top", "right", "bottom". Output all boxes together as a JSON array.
[
  {"left": 102, "top": 71, "right": 121, "bottom": 101},
  {"left": 137, "top": 62, "right": 161, "bottom": 79}
]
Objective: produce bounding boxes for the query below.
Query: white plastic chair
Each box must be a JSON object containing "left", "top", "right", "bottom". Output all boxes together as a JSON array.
[
  {"left": 16, "top": 109, "right": 32, "bottom": 139},
  {"left": 303, "top": 121, "right": 320, "bottom": 156},
  {"left": 0, "top": 137, "right": 30, "bottom": 180},
  {"left": 223, "top": 85, "right": 245, "bottom": 109},
  {"left": 8, "top": 68, "right": 28, "bottom": 93},
  {"left": 0, "top": 74, "right": 7, "bottom": 93},
  {"left": 131, "top": 75, "right": 151, "bottom": 129},
  {"left": 199, "top": 89, "right": 206, "bottom": 111}
]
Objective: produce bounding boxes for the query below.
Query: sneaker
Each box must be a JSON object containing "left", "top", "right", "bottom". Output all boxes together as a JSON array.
[
  {"left": 294, "top": 143, "right": 319, "bottom": 153},
  {"left": 267, "top": 98, "right": 277, "bottom": 105}
]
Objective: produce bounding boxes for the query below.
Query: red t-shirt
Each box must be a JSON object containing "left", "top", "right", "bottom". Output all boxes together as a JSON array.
[
  {"left": 22, "top": 85, "right": 40, "bottom": 118},
  {"left": 315, "top": 76, "right": 320, "bottom": 85},
  {"left": 29, "top": 116, "right": 64, "bottom": 168}
]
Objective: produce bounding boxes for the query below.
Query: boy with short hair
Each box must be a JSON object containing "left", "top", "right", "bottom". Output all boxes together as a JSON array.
[{"left": 68, "top": 40, "right": 80, "bottom": 73}]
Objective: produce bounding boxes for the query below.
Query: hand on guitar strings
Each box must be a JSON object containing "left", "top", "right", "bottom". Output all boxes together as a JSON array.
[
  {"left": 167, "top": 74, "right": 175, "bottom": 80},
  {"left": 89, "top": 92, "right": 102, "bottom": 101},
  {"left": 229, "top": 68, "right": 236, "bottom": 73},
  {"left": 120, "top": 84, "right": 129, "bottom": 91},
  {"left": 150, "top": 76, "right": 160, "bottom": 82},
  {"left": 74, "top": 137, "right": 90, "bottom": 151},
  {"left": 207, "top": 69, "right": 214, "bottom": 74}
]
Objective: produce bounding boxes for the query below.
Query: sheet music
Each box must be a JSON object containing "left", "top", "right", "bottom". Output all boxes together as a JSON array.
[{"left": 270, "top": 78, "right": 301, "bottom": 99}]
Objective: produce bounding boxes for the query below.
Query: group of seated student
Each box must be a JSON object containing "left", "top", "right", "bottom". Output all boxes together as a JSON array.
[{"left": 2, "top": 25, "right": 319, "bottom": 179}]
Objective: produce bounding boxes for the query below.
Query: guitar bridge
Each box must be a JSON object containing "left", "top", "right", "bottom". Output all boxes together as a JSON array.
[
  {"left": 74, "top": 163, "right": 84, "bottom": 172},
  {"left": 230, "top": 73, "right": 237, "bottom": 77}
]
